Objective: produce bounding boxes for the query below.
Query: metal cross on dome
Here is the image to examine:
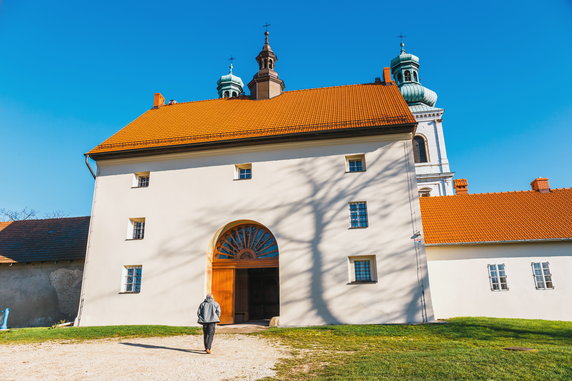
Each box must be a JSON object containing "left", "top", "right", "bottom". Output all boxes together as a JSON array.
[
  {"left": 228, "top": 56, "right": 235, "bottom": 73},
  {"left": 263, "top": 23, "right": 271, "bottom": 32}
]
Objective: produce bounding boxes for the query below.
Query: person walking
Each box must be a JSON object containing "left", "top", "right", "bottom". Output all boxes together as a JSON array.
[{"left": 197, "top": 294, "right": 221, "bottom": 354}]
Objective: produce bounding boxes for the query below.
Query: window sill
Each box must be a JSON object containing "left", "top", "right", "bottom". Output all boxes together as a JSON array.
[
  {"left": 125, "top": 238, "right": 144, "bottom": 241},
  {"left": 131, "top": 186, "right": 149, "bottom": 189},
  {"left": 347, "top": 281, "right": 377, "bottom": 285},
  {"left": 345, "top": 170, "right": 366, "bottom": 174},
  {"left": 348, "top": 226, "right": 368, "bottom": 229},
  {"left": 118, "top": 291, "right": 141, "bottom": 294},
  {"left": 233, "top": 178, "right": 252, "bottom": 181}
]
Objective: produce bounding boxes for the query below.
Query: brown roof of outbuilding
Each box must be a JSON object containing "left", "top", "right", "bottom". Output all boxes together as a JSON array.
[
  {"left": 0, "top": 217, "right": 90, "bottom": 264},
  {"left": 420, "top": 188, "right": 572, "bottom": 245},
  {"left": 88, "top": 83, "right": 415, "bottom": 156}
]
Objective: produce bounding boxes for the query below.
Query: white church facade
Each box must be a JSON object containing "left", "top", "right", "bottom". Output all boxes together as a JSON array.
[{"left": 77, "top": 33, "right": 434, "bottom": 327}]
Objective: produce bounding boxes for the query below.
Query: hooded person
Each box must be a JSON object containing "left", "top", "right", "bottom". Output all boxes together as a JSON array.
[{"left": 197, "top": 294, "right": 221, "bottom": 354}]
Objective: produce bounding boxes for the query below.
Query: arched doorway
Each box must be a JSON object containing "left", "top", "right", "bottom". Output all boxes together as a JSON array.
[{"left": 210, "top": 222, "right": 279, "bottom": 324}]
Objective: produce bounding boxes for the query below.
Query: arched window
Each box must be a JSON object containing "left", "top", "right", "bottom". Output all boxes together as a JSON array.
[
  {"left": 413, "top": 71, "right": 418, "bottom": 82},
  {"left": 268, "top": 60, "right": 273, "bottom": 69},
  {"left": 404, "top": 70, "right": 411, "bottom": 81},
  {"left": 398, "top": 73, "right": 403, "bottom": 83},
  {"left": 214, "top": 224, "right": 278, "bottom": 260},
  {"left": 413, "top": 135, "right": 428, "bottom": 163},
  {"left": 224, "top": 91, "right": 229, "bottom": 98},
  {"left": 232, "top": 91, "right": 237, "bottom": 97}
]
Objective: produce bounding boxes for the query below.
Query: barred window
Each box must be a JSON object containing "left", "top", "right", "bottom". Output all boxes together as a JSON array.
[
  {"left": 349, "top": 202, "right": 368, "bottom": 228},
  {"left": 532, "top": 262, "right": 554, "bottom": 290},
  {"left": 348, "top": 256, "right": 377, "bottom": 283},
  {"left": 235, "top": 164, "right": 252, "bottom": 180},
  {"left": 122, "top": 266, "right": 142, "bottom": 293},
  {"left": 345, "top": 154, "right": 366, "bottom": 173},
  {"left": 133, "top": 172, "right": 150, "bottom": 188},
  {"left": 128, "top": 218, "right": 145, "bottom": 240},
  {"left": 488, "top": 264, "right": 508, "bottom": 291}
]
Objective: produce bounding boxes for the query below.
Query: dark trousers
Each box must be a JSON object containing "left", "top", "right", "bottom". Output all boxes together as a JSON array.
[{"left": 202, "top": 323, "right": 216, "bottom": 350}]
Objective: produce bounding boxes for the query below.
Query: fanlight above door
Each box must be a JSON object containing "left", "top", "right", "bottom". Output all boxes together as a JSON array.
[{"left": 214, "top": 224, "right": 278, "bottom": 260}]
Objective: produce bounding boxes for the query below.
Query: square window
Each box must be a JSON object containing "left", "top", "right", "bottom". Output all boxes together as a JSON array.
[
  {"left": 128, "top": 218, "right": 145, "bottom": 240},
  {"left": 348, "top": 256, "right": 377, "bottom": 283},
  {"left": 133, "top": 172, "right": 150, "bottom": 188},
  {"left": 531, "top": 262, "right": 554, "bottom": 290},
  {"left": 234, "top": 164, "right": 252, "bottom": 180},
  {"left": 349, "top": 202, "right": 368, "bottom": 228},
  {"left": 345, "top": 154, "right": 366, "bottom": 173},
  {"left": 488, "top": 264, "right": 508, "bottom": 291},
  {"left": 122, "top": 266, "right": 142, "bottom": 293}
]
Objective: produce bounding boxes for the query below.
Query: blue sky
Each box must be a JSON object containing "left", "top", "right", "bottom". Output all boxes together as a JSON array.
[{"left": 0, "top": 1, "right": 571, "bottom": 217}]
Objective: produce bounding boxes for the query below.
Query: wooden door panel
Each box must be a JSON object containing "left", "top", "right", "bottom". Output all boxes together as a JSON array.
[{"left": 212, "top": 268, "right": 234, "bottom": 324}]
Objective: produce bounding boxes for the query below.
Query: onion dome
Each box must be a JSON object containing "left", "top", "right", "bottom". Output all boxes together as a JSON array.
[
  {"left": 390, "top": 42, "right": 438, "bottom": 110},
  {"left": 217, "top": 63, "right": 244, "bottom": 98}
]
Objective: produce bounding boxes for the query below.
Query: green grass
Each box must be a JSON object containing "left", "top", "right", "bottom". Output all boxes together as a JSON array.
[
  {"left": 0, "top": 325, "right": 199, "bottom": 344},
  {"left": 260, "top": 317, "right": 572, "bottom": 380}
]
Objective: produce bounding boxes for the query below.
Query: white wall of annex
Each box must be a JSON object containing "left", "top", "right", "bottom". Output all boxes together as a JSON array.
[
  {"left": 77, "top": 134, "right": 434, "bottom": 327},
  {"left": 427, "top": 242, "right": 572, "bottom": 321}
]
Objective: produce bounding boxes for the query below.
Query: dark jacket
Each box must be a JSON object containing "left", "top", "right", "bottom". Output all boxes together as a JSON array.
[{"left": 197, "top": 295, "right": 221, "bottom": 324}]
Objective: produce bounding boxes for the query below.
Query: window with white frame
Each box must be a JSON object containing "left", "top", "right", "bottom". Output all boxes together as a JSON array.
[
  {"left": 418, "top": 188, "right": 432, "bottom": 197},
  {"left": 488, "top": 264, "right": 508, "bottom": 291},
  {"left": 121, "top": 266, "right": 142, "bottom": 293},
  {"left": 234, "top": 164, "right": 252, "bottom": 180},
  {"left": 348, "top": 255, "right": 377, "bottom": 283},
  {"left": 133, "top": 172, "right": 150, "bottom": 188},
  {"left": 127, "top": 218, "right": 145, "bottom": 240},
  {"left": 532, "top": 262, "right": 554, "bottom": 289},
  {"left": 345, "top": 154, "right": 366, "bottom": 173},
  {"left": 349, "top": 202, "right": 368, "bottom": 228}
]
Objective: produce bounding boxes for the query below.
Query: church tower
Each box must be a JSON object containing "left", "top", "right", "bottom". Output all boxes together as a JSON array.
[
  {"left": 247, "top": 31, "right": 285, "bottom": 100},
  {"left": 391, "top": 42, "right": 454, "bottom": 197},
  {"left": 217, "top": 63, "right": 244, "bottom": 98}
]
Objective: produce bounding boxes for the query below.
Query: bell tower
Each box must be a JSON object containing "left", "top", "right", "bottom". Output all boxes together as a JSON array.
[{"left": 248, "top": 29, "right": 285, "bottom": 100}]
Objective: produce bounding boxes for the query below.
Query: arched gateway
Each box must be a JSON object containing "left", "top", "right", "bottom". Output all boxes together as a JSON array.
[{"left": 210, "top": 222, "right": 279, "bottom": 324}]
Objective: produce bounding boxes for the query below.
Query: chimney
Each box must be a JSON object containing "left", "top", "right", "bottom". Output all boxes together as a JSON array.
[
  {"left": 153, "top": 93, "right": 165, "bottom": 108},
  {"left": 382, "top": 67, "right": 392, "bottom": 85},
  {"left": 531, "top": 177, "right": 550, "bottom": 193},
  {"left": 454, "top": 179, "right": 469, "bottom": 195}
]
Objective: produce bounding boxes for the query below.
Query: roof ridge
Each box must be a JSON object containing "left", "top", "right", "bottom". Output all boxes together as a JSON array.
[
  {"left": 0, "top": 216, "right": 90, "bottom": 223},
  {"left": 425, "top": 187, "right": 572, "bottom": 198}
]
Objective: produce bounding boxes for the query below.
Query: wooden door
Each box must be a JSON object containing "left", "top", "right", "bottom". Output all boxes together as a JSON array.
[{"left": 212, "top": 268, "right": 235, "bottom": 324}]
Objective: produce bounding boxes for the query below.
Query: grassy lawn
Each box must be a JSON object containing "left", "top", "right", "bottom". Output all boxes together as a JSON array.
[
  {"left": 0, "top": 325, "right": 199, "bottom": 344},
  {"left": 261, "top": 317, "right": 572, "bottom": 380}
]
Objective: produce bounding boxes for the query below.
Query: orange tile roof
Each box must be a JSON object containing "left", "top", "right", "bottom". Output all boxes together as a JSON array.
[
  {"left": 88, "top": 83, "right": 415, "bottom": 155},
  {"left": 420, "top": 188, "right": 572, "bottom": 245}
]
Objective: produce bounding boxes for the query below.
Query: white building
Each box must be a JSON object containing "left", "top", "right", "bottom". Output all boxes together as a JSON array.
[
  {"left": 77, "top": 33, "right": 434, "bottom": 327},
  {"left": 391, "top": 42, "right": 454, "bottom": 197},
  {"left": 421, "top": 178, "right": 572, "bottom": 321}
]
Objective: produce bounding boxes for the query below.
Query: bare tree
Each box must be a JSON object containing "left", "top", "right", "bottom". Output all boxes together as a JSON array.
[
  {"left": 0, "top": 207, "right": 38, "bottom": 221},
  {"left": 44, "top": 210, "right": 70, "bottom": 219}
]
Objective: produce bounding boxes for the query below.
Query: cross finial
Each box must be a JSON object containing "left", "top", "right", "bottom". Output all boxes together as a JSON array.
[
  {"left": 263, "top": 23, "right": 271, "bottom": 32},
  {"left": 228, "top": 56, "right": 235, "bottom": 73},
  {"left": 397, "top": 33, "right": 406, "bottom": 53},
  {"left": 263, "top": 23, "right": 271, "bottom": 44}
]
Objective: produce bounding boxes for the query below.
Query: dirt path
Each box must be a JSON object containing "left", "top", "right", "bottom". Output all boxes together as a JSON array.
[{"left": 1, "top": 334, "right": 287, "bottom": 381}]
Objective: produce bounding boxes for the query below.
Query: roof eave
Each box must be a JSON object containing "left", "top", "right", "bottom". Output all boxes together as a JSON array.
[
  {"left": 87, "top": 123, "right": 416, "bottom": 161},
  {"left": 425, "top": 237, "right": 572, "bottom": 247}
]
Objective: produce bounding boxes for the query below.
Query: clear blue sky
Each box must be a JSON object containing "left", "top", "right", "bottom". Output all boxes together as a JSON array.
[{"left": 0, "top": 1, "right": 571, "bottom": 217}]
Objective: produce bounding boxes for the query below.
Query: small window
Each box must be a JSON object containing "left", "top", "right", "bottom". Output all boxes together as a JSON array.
[
  {"left": 345, "top": 154, "right": 366, "bottom": 173},
  {"left": 269, "top": 60, "right": 273, "bottom": 69},
  {"left": 133, "top": 172, "right": 150, "bottom": 188},
  {"left": 349, "top": 202, "right": 368, "bottom": 228},
  {"left": 234, "top": 164, "right": 252, "bottom": 180},
  {"left": 413, "top": 71, "right": 418, "bottom": 82},
  {"left": 404, "top": 70, "right": 411, "bottom": 81},
  {"left": 413, "top": 136, "right": 429, "bottom": 163},
  {"left": 121, "top": 266, "right": 142, "bottom": 293},
  {"left": 419, "top": 188, "right": 432, "bottom": 197},
  {"left": 224, "top": 91, "right": 229, "bottom": 98},
  {"left": 232, "top": 91, "right": 237, "bottom": 97},
  {"left": 398, "top": 73, "right": 403, "bottom": 83},
  {"left": 488, "top": 264, "right": 508, "bottom": 291},
  {"left": 128, "top": 218, "right": 145, "bottom": 240},
  {"left": 532, "top": 262, "right": 554, "bottom": 289},
  {"left": 348, "top": 256, "right": 377, "bottom": 283}
]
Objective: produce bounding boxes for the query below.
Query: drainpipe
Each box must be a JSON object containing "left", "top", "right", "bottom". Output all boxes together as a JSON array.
[
  {"left": 85, "top": 154, "right": 96, "bottom": 179},
  {"left": 1, "top": 308, "right": 9, "bottom": 330}
]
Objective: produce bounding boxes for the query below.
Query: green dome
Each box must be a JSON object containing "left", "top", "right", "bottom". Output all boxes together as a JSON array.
[
  {"left": 217, "top": 73, "right": 244, "bottom": 88},
  {"left": 217, "top": 63, "right": 244, "bottom": 98},
  {"left": 399, "top": 83, "right": 437, "bottom": 107}
]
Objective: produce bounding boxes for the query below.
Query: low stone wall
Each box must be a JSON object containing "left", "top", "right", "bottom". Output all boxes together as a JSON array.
[{"left": 0, "top": 261, "right": 84, "bottom": 327}]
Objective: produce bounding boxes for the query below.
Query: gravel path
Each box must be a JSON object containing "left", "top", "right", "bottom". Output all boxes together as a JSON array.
[{"left": 1, "top": 334, "right": 288, "bottom": 381}]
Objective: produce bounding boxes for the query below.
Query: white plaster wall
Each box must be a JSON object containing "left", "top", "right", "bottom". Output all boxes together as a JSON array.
[
  {"left": 77, "top": 134, "right": 434, "bottom": 327},
  {"left": 427, "top": 242, "right": 572, "bottom": 321}
]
